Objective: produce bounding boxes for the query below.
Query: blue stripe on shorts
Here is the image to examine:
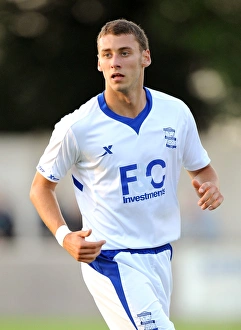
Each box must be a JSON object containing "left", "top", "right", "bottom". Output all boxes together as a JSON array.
[{"left": 89, "top": 243, "right": 172, "bottom": 329}]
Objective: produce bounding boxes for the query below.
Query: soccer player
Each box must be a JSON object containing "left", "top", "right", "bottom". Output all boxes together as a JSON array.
[{"left": 30, "top": 19, "right": 224, "bottom": 330}]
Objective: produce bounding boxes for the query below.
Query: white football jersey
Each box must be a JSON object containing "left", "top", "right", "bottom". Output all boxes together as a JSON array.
[{"left": 37, "top": 87, "right": 210, "bottom": 249}]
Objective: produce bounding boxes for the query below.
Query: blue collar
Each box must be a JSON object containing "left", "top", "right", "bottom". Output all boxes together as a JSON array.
[{"left": 97, "top": 87, "right": 152, "bottom": 134}]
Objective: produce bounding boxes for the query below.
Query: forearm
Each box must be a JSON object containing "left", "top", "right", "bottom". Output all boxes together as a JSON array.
[
  {"left": 189, "top": 164, "right": 220, "bottom": 188},
  {"left": 30, "top": 174, "right": 66, "bottom": 235}
]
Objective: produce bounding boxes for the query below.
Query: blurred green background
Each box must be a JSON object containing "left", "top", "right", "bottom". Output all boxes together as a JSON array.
[
  {"left": 0, "top": 0, "right": 241, "bottom": 132},
  {"left": 0, "top": 0, "right": 241, "bottom": 329}
]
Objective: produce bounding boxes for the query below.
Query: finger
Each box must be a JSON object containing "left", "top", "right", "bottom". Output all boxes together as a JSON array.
[
  {"left": 208, "top": 194, "right": 224, "bottom": 210},
  {"left": 198, "top": 195, "right": 214, "bottom": 210},
  {"left": 77, "top": 229, "right": 92, "bottom": 238},
  {"left": 198, "top": 191, "right": 214, "bottom": 207},
  {"left": 80, "top": 239, "right": 106, "bottom": 250},
  {"left": 198, "top": 191, "right": 223, "bottom": 210},
  {"left": 78, "top": 246, "right": 103, "bottom": 256},
  {"left": 69, "top": 244, "right": 102, "bottom": 263},
  {"left": 75, "top": 252, "right": 99, "bottom": 263},
  {"left": 197, "top": 183, "right": 218, "bottom": 202},
  {"left": 197, "top": 182, "right": 214, "bottom": 194},
  {"left": 198, "top": 200, "right": 209, "bottom": 210},
  {"left": 75, "top": 244, "right": 105, "bottom": 262},
  {"left": 192, "top": 179, "right": 201, "bottom": 191},
  {"left": 79, "top": 255, "right": 99, "bottom": 263}
]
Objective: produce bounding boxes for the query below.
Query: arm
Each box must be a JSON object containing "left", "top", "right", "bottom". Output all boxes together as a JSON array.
[
  {"left": 187, "top": 164, "right": 224, "bottom": 211},
  {"left": 30, "top": 172, "right": 106, "bottom": 262}
]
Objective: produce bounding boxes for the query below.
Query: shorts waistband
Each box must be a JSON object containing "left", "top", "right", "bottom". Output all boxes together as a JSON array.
[{"left": 101, "top": 243, "right": 173, "bottom": 260}]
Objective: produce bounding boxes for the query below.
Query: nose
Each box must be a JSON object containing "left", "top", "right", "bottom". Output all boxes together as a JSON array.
[{"left": 110, "top": 54, "right": 121, "bottom": 68}]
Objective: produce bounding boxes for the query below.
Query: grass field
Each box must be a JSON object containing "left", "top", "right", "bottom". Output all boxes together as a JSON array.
[{"left": 0, "top": 318, "right": 241, "bottom": 330}]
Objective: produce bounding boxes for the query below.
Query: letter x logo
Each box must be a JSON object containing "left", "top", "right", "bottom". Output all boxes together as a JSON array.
[{"left": 100, "top": 145, "right": 113, "bottom": 157}]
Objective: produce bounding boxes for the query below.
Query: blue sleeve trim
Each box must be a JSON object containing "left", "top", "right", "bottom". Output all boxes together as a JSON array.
[{"left": 72, "top": 175, "right": 83, "bottom": 191}]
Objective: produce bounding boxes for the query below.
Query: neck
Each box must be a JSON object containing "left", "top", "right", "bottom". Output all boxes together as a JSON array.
[{"left": 104, "top": 87, "right": 146, "bottom": 118}]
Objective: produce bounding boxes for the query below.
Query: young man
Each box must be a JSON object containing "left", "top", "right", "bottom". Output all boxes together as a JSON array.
[{"left": 30, "top": 19, "right": 224, "bottom": 330}]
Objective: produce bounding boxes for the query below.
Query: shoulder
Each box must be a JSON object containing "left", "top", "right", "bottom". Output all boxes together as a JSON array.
[
  {"left": 146, "top": 87, "right": 193, "bottom": 118},
  {"left": 147, "top": 87, "right": 187, "bottom": 107}
]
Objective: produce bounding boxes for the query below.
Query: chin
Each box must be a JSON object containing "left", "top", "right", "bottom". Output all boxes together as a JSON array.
[{"left": 113, "top": 85, "right": 128, "bottom": 94}]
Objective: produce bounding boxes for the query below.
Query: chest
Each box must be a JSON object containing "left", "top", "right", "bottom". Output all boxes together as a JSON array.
[{"left": 75, "top": 108, "right": 184, "bottom": 171}]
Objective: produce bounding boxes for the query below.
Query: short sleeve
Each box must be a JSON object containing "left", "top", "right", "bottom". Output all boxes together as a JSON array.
[
  {"left": 37, "top": 117, "right": 79, "bottom": 182},
  {"left": 182, "top": 108, "right": 210, "bottom": 171}
]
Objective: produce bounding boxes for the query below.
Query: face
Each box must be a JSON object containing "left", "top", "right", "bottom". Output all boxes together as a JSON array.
[{"left": 97, "top": 34, "right": 151, "bottom": 94}]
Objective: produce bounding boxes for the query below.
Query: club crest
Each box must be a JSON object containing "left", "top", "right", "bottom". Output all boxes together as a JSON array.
[{"left": 163, "top": 127, "right": 177, "bottom": 149}]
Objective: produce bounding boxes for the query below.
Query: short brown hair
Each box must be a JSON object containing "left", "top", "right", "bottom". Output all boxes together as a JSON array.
[{"left": 97, "top": 19, "right": 149, "bottom": 51}]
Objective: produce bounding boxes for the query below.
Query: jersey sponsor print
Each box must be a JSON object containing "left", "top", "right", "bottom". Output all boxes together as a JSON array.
[{"left": 120, "top": 159, "right": 166, "bottom": 204}]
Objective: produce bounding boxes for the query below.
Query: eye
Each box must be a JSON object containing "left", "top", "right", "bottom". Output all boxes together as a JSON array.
[
  {"left": 121, "top": 51, "right": 129, "bottom": 56},
  {"left": 103, "top": 53, "right": 112, "bottom": 58}
]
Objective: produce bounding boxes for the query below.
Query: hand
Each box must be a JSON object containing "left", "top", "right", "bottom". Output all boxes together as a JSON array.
[
  {"left": 63, "top": 229, "right": 106, "bottom": 263},
  {"left": 192, "top": 179, "right": 224, "bottom": 211}
]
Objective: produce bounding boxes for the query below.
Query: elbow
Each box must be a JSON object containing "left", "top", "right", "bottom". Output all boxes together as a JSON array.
[{"left": 29, "top": 184, "right": 37, "bottom": 205}]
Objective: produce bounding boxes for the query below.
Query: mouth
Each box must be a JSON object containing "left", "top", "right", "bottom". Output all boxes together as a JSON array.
[{"left": 111, "top": 73, "right": 124, "bottom": 79}]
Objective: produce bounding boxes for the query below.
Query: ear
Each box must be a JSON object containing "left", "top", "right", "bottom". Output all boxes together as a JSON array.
[
  {"left": 97, "top": 55, "right": 103, "bottom": 72},
  {"left": 142, "top": 49, "right": 151, "bottom": 68}
]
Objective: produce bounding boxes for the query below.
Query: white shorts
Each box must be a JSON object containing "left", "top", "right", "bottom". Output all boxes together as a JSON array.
[{"left": 81, "top": 244, "right": 175, "bottom": 330}]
